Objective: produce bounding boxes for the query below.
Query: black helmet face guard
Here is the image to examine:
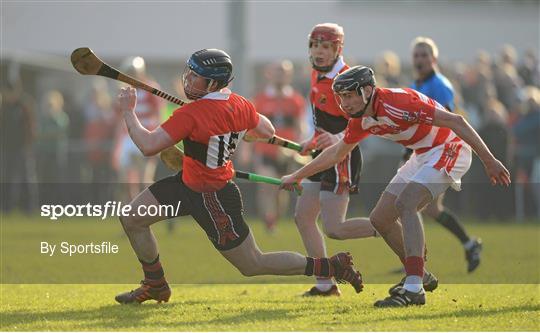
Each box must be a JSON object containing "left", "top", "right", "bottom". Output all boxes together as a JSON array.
[
  {"left": 332, "top": 77, "right": 360, "bottom": 96},
  {"left": 182, "top": 49, "right": 235, "bottom": 100},
  {"left": 333, "top": 70, "right": 375, "bottom": 118},
  {"left": 334, "top": 87, "right": 374, "bottom": 119},
  {"left": 182, "top": 64, "right": 234, "bottom": 100},
  {"left": 182, "top": 66, "right": 214, "bottom": 100},
  {"left": 350, "top": 85, "right": 375, "bottom": 118}
]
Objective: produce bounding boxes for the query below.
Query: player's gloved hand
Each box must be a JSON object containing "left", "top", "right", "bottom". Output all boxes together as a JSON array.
[
  {"left": 280, "top": 174, "right": 303, "bottom": 193},
  {"left": 118, "top": 87, "right": 137, "bottom": 112},
  {"left": 159, "top": 146, "right": 183, "bottom": 172},
  {"left": 315, "top": 129, "right": 339, "bottom": 150},
  {"left": 242, "top": 133, "right": 258, "bottom": 142},
  {"left": 299, "top": 137, "right": 317, "bottom": 156},
  {"left": 483, "top": 158, "right": 511, "bottom": 186}
]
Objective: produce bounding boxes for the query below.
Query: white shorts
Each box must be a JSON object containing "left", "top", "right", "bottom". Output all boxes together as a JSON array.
[{"left": 385, "top": 138, "right": 472, "bottom": 199}]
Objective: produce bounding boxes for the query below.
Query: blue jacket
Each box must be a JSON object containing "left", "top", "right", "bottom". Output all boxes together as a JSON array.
[{"left": 411, "top": 71, "right": 455, "bottom": 112}]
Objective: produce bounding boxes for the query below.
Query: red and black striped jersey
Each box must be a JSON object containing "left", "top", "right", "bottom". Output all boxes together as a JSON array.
[
  {"left": 310, "top": 57, "right": 350, "bottom": 134},
  {"left": 161, "top": 89, "right": 260, "bottom": 192}
]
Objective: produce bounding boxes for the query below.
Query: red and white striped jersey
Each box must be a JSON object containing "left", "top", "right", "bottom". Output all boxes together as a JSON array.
[{"left": 343, "top": 87, "right": 458, "bottom": 154}]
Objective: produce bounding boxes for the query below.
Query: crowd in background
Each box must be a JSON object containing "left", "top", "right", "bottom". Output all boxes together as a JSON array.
[{"left": 1, "top": 44, "right": 539, "bottom": 221}]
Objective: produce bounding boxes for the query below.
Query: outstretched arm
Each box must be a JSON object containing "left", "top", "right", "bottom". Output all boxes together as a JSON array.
[
  {"left": 280, "top": 139, "right": 357, "bottom": 191},
  {"left": 243, "top": 114, "right": 275, "bottom": 141},
  {"left": 433, "top": 108, "right": 511, "bottom": 186},
  {"left": 119, "top": 87, "right": 175, "bottom": 156}
]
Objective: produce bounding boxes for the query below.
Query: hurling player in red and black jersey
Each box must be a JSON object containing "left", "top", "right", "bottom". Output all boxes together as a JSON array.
[
  {"left": 295, "top": 23, "right": 376, "bottom": 297},
  {"left": 113, "top": 49, "right": 363, "bottom": 304}
]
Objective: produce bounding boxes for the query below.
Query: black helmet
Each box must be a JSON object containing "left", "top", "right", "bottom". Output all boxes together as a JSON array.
[
  {"left": 332, "top": 66, "right": 376, "bottom": 118},
  {"left": 332, "top": 66, "right": 375, "bottom": 95},
  {"left": 183, "top": 49, "right": 234, "bottom": 99}
]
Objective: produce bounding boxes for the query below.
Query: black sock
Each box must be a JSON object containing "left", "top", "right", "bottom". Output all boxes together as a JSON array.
[
  {"left": 436, "top": 210, "right": 470, "bottom": 244},
  {"left": 305, "top": 257, "right": 314, "bottom": 276},
  {"left": 139, "top": 255, "right": 166, "bottom": 287},
  {"left": 304, "top": 257, "right": 333, "bottom": 277}
]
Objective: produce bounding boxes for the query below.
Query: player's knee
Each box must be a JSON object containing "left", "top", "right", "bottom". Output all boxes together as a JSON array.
[
  {"left": 294, "top": 214, "right": 314, "bottom": 231},
  {"left": 237, "top": 266, "right": 258, "bottom": 277},
  {"left": 235, "top": 262, "right": 263, "bottom": 277},
  {"left": 231, "top": 252, "right": 264, "bottom": 277},
  {"left": 119, "top": 213, "right": 144, "bottom": 232},
  {"left": 423, "top": 204, "right": 440, "bottom": 218},
  {"left": 394, "top": 196, "right": 416, "bottom": 215},
  {"left": 119, "top": 215, "right": 135, "bottom": 230},
  {"left": 369, "top": 211, "right": 387, "bottom": 233},
  {"left": 327, "top": 232, "right": 346, "bottom": 240},
  {"left": 322, "top": 225, "right": 346, "bottom": 240}
]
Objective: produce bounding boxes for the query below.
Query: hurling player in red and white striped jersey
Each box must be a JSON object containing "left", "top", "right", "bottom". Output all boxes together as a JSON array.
[
  {"left": 281, "top": 66, "right": 510, "bottom": 307},
  {"left": 113, "top": 49, "right": 363, "bottom": 304}
]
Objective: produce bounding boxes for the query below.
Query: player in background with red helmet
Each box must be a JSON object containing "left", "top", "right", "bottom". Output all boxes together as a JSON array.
[
  {"left": 252, "top": 60, "right": 307, "bottom": 232},
  {"left": 295, "top": 23, "right": 376, "bottom": 296},
  {"left": 114, "top": 49, "right": 363, "bottom": 304}
]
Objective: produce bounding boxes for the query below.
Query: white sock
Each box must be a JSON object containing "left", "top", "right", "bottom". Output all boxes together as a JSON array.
[
  {"left": 463, "top": 239, "right": 475, "bottom": 250},
  {"left": 316, "top": 278, "right": 334, "bottom": 291},
  {"left": 403, "top": 275, "right": 423, "bottom": 293}
]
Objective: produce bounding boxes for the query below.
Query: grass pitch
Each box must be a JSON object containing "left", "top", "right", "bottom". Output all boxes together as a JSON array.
[
  {"left": 1, "top": 284, "right": 539, "bottom": 331},
  {"left": 1, "top": 214, "right": 539, "bottom": 331}
]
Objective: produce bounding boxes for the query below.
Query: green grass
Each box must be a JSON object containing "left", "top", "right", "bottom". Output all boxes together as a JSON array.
[
  {"left": 1, "top": 284, "right": 539, "bottom": 331},
  {"left": 1, "top": 214, "right": 539, "bottom": 330},
  {"left": 1, "top": 215, "right": 539, "bottom": 284}
]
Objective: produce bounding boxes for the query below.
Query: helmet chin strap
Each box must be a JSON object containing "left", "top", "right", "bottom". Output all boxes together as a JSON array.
[
  {"left": 350, "top": 86, "right": 374, "bottom": 118},
  {"left": 188, "top": 79, "right": 216, "bottom": 100},
  {"left": 206, "top": 79, "right": 216, "bottom": 94},
  {"left": 311, "top": 56, "right": 338, "bottom": 73},
  {"left": 360, "top": 86, "right": 368, "bottom": 104}
]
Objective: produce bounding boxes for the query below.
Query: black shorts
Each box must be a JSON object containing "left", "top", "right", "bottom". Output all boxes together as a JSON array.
[
  {"left": 307, "top": 145, "right": 362, "bottom": 194},
  {"left": 149, "top": 172, "right": 250, "bottom": 251}
]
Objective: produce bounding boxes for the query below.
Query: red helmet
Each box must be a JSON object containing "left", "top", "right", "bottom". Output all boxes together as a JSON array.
[
  {"left": 308, "top": 23, "right": 344, "bottom": 72},
  {"left": 308, "top": 23, "right": 344, "bottom": 45}
]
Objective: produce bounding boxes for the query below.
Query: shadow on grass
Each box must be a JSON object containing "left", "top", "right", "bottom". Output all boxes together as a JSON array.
[
  {"left": 1, "top": 302, "right": 303, "bottom": 331},
  {"left": 3, "top": 301, "right": 539, "bottom": 331},
  {"left": 362, "top": 303, "right": 540, "bottom": 325}
]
